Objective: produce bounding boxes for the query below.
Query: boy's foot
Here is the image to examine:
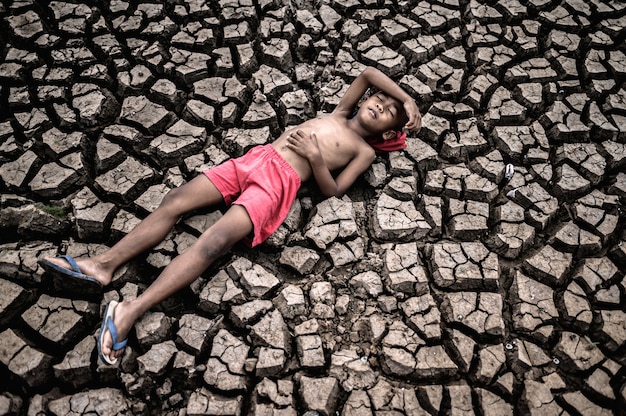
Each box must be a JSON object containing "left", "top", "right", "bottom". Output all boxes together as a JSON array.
[
  {"left": 98, "top": 300, "right": 132, "bottom": 365},
  {"left": 38, "top": 255, "right": 109, "bottom": 294}
]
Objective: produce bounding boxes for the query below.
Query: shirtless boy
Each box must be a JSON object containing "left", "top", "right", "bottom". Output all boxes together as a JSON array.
[{"left": 39, "top": 66, "right": 422, "bottom": 364}]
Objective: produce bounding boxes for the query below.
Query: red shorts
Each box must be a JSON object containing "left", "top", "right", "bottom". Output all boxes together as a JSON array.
[{"left": 204, "top": 144, "right": 301, "bottom": 247}]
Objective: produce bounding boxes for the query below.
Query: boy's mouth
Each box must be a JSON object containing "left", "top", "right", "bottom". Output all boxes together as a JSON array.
[{"left": 368, "top": 107, "right": 377, "bottom": 119}]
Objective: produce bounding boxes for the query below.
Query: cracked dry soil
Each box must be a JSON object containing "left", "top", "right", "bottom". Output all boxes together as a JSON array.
[{"left": 0, "top": 0, "right": 625, "bottom": 415}]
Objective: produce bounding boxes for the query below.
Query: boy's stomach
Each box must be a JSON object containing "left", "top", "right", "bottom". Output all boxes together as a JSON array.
[{"left": 270, "top": 136, "right": 313, "bottom": 182}]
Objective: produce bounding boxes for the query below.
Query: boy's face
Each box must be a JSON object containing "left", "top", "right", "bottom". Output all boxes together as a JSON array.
[{"left": 357, "top": 92, "right": 404, "bottom": 138}]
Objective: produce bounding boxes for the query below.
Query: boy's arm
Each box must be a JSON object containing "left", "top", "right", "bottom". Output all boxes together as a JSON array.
[
  {"left": 286, "top": 130, "right": 375, "bottom": 197},
  {"left": 311, "top": 146, "right": 375, "bottom": 197},
  {"left": 330, "top": 148, "right": 376, "bottom": 196},
  {"left": 333, "top": 66, "right": 421, "bottom": 131}
]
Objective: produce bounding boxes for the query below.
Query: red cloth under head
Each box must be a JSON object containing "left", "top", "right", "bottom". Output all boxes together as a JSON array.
[{"left": 366, "top": 131, "right": 407, "bottom": 153}]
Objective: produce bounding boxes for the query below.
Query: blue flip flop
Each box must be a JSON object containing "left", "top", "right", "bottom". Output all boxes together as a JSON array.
[
  {"left": 38, "top": 255, "right": 103, "bottom": 293},
  {"left": 98, "top": 300, "right": 128, "bottom": 365}
]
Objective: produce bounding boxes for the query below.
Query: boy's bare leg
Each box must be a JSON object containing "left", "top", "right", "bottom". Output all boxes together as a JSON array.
[
  {"left": 100, "top": 204, "right": 254, "bottom": 362},
  {"left": 42, "top": 175, "right": 225, "bottom": 286}
]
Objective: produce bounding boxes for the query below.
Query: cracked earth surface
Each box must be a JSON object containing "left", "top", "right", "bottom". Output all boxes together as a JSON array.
[{"left": 0, "top": 0, "right": 625, "bottom": 415}]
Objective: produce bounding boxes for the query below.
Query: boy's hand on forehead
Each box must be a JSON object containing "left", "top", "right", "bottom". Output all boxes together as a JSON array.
[{"left": 403, "top": 98, "right": 422, "bottom": 132}]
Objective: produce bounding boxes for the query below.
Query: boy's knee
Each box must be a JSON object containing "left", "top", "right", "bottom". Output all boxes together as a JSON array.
[
  {"left": 160, "top": 187, "right": 179, "bottom": 204},
  {"left": 197, "top": 230, "right": 233, "bottom": 260},
  {"left": 159, "top": 187, "right": 185, "bottom": 212}
]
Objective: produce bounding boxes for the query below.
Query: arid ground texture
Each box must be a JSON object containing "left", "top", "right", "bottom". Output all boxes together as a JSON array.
[{"left": 0, "top": 0, "right": 625, "bottom": 415}]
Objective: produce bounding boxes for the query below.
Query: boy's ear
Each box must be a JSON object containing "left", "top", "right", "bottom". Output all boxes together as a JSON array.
[{"left": 382, "top": 130, "right": 397, "bottom": 141}]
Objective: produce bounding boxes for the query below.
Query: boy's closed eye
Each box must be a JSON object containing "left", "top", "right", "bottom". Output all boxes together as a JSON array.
[{"left": 374, "top": 94, "right": 394, "bottom": 115}]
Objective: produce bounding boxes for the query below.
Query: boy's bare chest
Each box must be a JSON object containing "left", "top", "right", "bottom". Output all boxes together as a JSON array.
[
  {"left": 301, "top": 118, "right": 357, "bottom": 154},
  {"left": 312, "top": 130, "right": 359, "bottom": 169}
]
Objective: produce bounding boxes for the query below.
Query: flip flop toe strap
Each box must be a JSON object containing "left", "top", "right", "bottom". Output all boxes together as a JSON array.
[
  {"left": 59, "top": 255, "right": 82, "bottom": 274},
  {"left": 106, "top": 317, "right": 128, "bottom": 351}
]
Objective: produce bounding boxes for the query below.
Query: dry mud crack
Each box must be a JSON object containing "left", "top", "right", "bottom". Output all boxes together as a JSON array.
[{"left": 1, "top": 0, "right": 625, "bottom": 415}]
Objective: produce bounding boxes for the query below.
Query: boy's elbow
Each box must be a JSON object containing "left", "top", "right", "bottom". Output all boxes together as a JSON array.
[
  {"left": 320, "top": 182, "right": 344, "bottom": 198},
  {"left": 324, "top": 187, "right": 342, "bottom": 198},
  {"left": 362, "top": 66, "right": 377, "bottom": 78}
]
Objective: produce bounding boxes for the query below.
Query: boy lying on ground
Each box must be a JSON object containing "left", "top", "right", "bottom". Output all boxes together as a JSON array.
[{"left": 39, "top": 66, "right": 422, "bottom": 365}]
